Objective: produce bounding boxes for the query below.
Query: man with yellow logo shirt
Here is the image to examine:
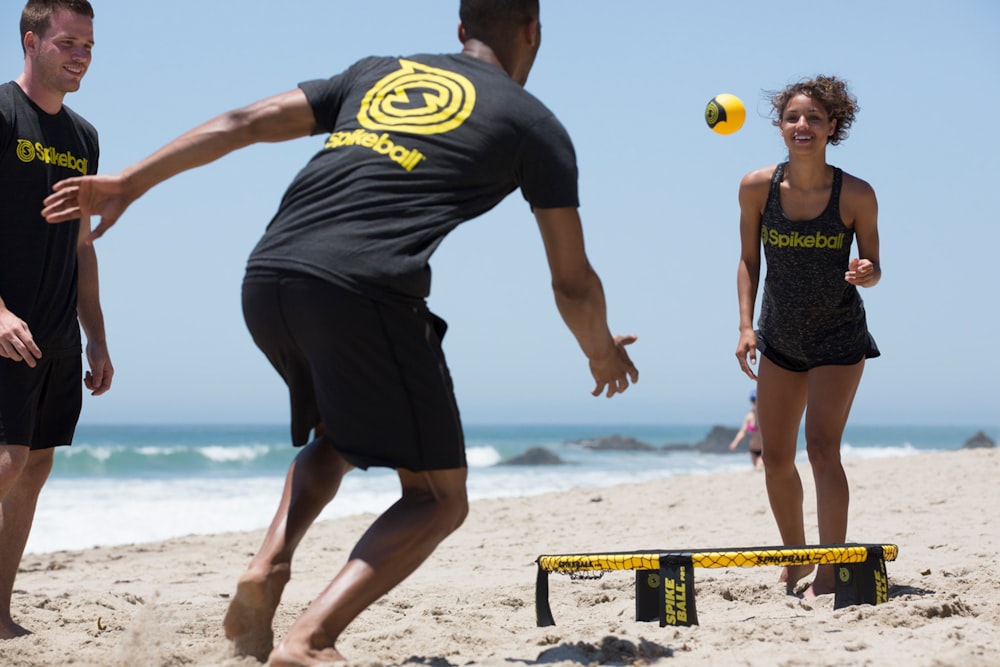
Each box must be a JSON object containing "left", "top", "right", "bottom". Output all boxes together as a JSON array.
[
  {"left": 43, "top": 1, "right": 637, "bottom": 664},
  {"left": 0, "top": 0, "right": 113, "bottom": 640}
]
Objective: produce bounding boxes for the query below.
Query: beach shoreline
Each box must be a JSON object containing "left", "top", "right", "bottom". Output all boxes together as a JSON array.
[{"left": 3, "top": 448, "right": 998, "bottom": 666}]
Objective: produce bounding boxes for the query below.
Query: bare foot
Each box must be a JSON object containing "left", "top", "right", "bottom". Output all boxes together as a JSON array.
[
  {"left": 0, "top": 618, "right": 32, "bottom": 640},
  {"left": 223, "top": 565, "right": 290, "bottom": 662},
  {"left": 801, "top": 564, "right": 837, "bottom": 599},
  {"left": 269, "top": 640, "right": 347, "bottom": 667},
  {"left": 778, "top": 564, "right": 815, "bottom": 596}
]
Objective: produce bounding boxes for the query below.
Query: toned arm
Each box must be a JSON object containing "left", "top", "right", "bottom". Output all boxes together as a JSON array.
[
  {"left": 42, "top": 89, "right": 317, "bottom": 240},
  {"left": 76, "top": 216, "right": 113, "bottom": 395},
  {"left": 533, "top": 207, "right": 638, "bottom": 397},
  {"left": 734, "top": 168, "right": 770, "bottom": 379}
]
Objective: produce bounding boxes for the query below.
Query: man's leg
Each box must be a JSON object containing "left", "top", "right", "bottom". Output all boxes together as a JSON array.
[
  {"left": 0, "top": 446, "right": 54, "bottom": 639},
  {"left": 225, "top": 435, "right": 352, "bottom": 661},
  {"left": 268, "top": 466, "right": 468, "bottom": 667},
  {"left": 802, "top": 361, "right": 865, "bottom": 597}
]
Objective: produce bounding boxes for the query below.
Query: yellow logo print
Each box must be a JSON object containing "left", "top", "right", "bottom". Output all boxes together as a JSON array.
[
  {"left": 358, "top": 59, "right": 476, "bottom": 135},
  {"left": 16, "top": 139, "right": 35, "bottom": 162},
  {"left": 324, "top": 129, "right": 426, "bottom": 172},
  {"left": 16, "top": 138, "right": 89, "bottom": 175},
  {"left": 761, "top": 224, "right": 845, "bottom": 250}
]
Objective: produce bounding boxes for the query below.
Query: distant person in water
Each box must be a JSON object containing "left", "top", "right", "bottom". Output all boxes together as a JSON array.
[{"left": 729, "top": 389, "right": 763, "bottom": 470}]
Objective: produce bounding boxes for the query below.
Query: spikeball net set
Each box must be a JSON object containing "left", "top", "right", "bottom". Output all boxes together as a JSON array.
[{"left": 535, "top": 543, "right": 898, "bottom": 627}]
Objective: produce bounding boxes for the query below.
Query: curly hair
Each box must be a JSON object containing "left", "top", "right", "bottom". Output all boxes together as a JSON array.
[{"left": 768, "top": 75, "right": 859, "bottom": 146}]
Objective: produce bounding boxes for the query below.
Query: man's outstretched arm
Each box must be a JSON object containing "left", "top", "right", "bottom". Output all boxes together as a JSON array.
[
  {"left": 42, "top": 89, "right": 316, "bottom": 240},
  {"left": 534, "top": 206, "right": 638, "bottom": 397}
]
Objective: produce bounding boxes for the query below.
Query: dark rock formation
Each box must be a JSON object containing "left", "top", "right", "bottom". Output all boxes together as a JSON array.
[
  {"left": 962, "top": 431, "right": 996, "bottom": 449},
  {"left": 693, "top": 425, "right": 740, "bottom": 453},
  {"left": 660, "top": 442, "right": 694, "bottom": 452},
  {"left": 500, "top": 447, "right": 566, "bottom": 465},
  {"left": 659, "top": 426, "right": 741, "bottom": 453},
  {"left": 566, "top": 434, "right": 656, "bottom": 451},
  {"left": 564, "top": 426, "right": 742, "bottom": 456}
]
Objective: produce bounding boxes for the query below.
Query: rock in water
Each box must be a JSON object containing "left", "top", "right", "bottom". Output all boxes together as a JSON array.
[
  {"left": 500, "top": 447, "right": 566, "bottom": 465},
  {"left": 962, "top": 431, "right": 996, "bottom": 449}
]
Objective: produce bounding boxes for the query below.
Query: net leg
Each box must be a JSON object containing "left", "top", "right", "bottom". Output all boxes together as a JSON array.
[
  {"left": 659, "top": 558, "right": 698, "bottom": 627},
  {"left": 834, "top": 549, "right": 889, "bottom": 610},
  {"left": 535, "top": 565, "right": 556, "bottom": 627},
  {"left": 635, "top": 570, "right": 660, "bottom": 622}
]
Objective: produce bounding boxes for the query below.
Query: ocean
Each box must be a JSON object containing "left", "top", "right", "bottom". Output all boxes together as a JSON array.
[{"left": 26, "top": 422, "right": 995, "bottom": 555}]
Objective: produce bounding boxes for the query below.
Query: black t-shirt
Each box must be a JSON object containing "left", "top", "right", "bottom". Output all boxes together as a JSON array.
[
  {"left": 246, "top": 53, "right": 580, "bottom": 303},
  {"left": 0, "top": 82, "right": 98, "bottom": 357}
]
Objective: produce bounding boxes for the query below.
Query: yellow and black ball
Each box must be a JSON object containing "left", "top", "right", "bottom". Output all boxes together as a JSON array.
[{"left": 705, "top": 94, "right": 746, "bottom": 135}]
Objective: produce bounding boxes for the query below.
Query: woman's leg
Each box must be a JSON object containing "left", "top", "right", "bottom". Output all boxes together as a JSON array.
[
  {"left": 801, "top": 360, "right": 865, "bottom": 597},
  {"left": 756, "top": 356, "right": 811, "bottom": 592}
]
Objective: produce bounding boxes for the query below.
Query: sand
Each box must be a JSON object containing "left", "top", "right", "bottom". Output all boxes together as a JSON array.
[{"left": 2, "top": 448, "right": 998, "bottom": 667}]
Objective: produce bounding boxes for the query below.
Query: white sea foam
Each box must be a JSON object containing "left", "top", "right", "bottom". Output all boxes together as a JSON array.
[
  {"left": 198, "top": 444, "right": 271, "bottom": 462},
  {"left": 24, "top": 423, "right": 975, "bottom": 554},
  {"left": 466, "top": 445, "right": 502, "bottom": 467}
]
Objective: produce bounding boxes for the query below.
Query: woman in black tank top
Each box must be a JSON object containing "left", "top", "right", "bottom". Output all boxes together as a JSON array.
[{"left": 734, "top": 75, "right": 882, "bottom": 600}]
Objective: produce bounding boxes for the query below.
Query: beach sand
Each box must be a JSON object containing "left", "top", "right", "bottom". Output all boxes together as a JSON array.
[{"left": 2, "top": 448, "right": 998, "bottom": 667}]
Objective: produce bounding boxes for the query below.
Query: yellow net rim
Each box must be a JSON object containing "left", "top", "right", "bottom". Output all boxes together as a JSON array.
[{"left": 537, "top": 544, "right": 898, "bottom": 572}]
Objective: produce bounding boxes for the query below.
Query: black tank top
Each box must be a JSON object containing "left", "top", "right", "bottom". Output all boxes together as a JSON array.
[{"left": 757, "top": 162, "right": 878, "bottom": 370}]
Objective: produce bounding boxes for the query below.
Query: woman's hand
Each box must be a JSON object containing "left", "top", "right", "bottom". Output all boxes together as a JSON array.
[
  {"left": 735, "top": 328, "right": 758, "bottom": 380},
  {"left": 845, "top": 258, "right": 880, "bottom": 287}
]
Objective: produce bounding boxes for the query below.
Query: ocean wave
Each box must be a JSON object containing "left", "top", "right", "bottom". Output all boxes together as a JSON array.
[
  {"left": 466, "top": 445, "right": 502, "bottom": 467},
  {"left": 198, "top": 444, "right": 273, "bottom": 463},
  {"left": 841, "top": 442, "right": 923, "bottom": 459}
]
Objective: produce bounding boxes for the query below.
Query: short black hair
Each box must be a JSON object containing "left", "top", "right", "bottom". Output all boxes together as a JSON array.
[{"left": 459, "top": 0, "right": 538, "bottom": 44}]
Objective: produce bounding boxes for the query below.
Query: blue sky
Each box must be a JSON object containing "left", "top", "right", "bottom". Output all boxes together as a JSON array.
[{"left": 6, "top": 1, "right": 998, "bottom": 427}]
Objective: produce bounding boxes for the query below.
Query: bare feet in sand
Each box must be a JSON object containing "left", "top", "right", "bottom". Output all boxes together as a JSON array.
[
  {"left": 800, "top": 564, "right": 838, "bottom": 600},
  {"left": 778, "top": 563, "right": 816, "bottom": 596},
  {"left": 268, "top": 640, "right": 348, "bottom": 667},
  {"left": 0, "top": 618, "right": 32, "bottom": 640},
  {"left": 223, "top": 565, "right": 290, "bottom": 662}
]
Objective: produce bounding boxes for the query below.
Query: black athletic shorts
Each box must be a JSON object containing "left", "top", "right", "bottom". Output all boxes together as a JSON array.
[
  {"left": 756, "top": 329, "right": 879, "bottom": 373},
  {"left": 241, "top": 269, "right": 466, "bottom": 471},
  {"left": 0, "top": 355, "right": 82, "bottom": 449}
]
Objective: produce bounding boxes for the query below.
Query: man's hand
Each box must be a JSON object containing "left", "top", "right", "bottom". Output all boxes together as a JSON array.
[
  {"left": 84, "top": 339, "right": 113, "bottom": 396},
  {"left": 590, "top": 334, "right": 639, "bottom": 398},
  {"left": 42, "top": 173, "right": 131, "bottom": 242},
  {"left": 0, "top": 308, "right": 42, "bottom": 367}
]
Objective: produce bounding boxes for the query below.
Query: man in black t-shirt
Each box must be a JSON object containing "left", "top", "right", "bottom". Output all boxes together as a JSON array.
[
  {"left": 0, "top": 0, "right": 112, "bottom": 640},
  {"left": 43, "top": 1, "right": 637, "bottom": 662}
]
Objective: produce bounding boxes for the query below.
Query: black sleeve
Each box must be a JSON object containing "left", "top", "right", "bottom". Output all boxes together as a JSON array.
[
  {"left": 298, "top": 58, "right": 375, "bottom": 136},
  {"left": 514, "top": 114, "right": 580, "bottom": 210},
  {"left": 0, "top": 87, "right": 13, "bottom": 166}
]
